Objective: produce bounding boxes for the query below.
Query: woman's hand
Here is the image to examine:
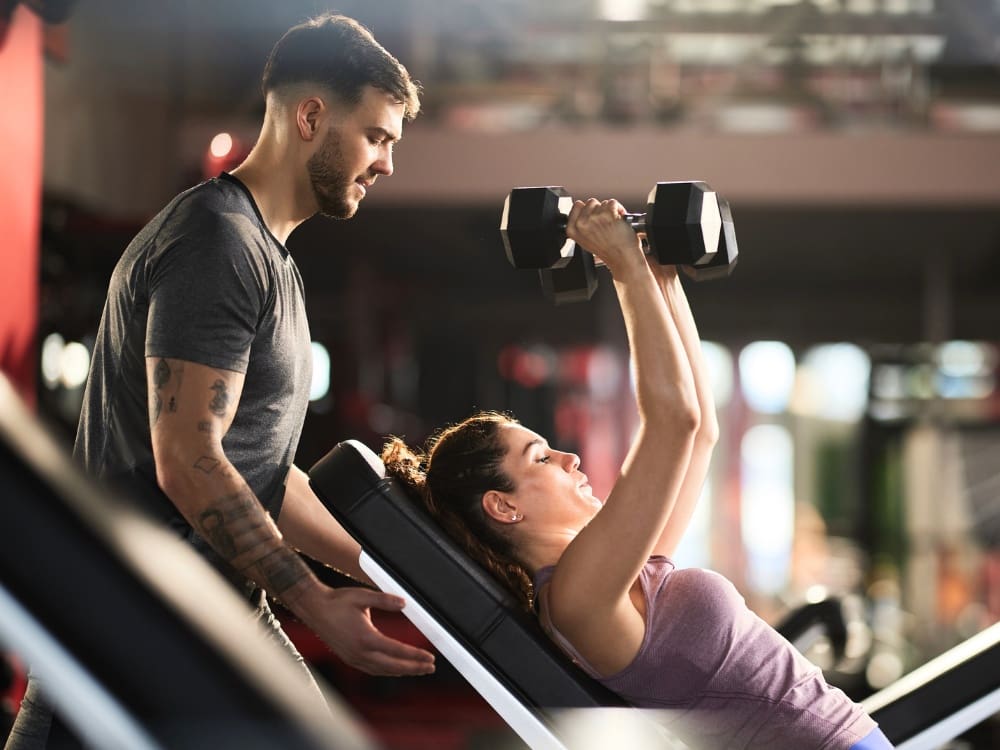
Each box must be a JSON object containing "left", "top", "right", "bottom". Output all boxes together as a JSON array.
[{"left": 565, "top": 198, "right": 645, "bottom": 279}]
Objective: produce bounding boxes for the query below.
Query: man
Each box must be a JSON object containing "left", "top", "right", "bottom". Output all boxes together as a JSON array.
[{"left": 6, "top": 13, "right": 433, "bottom": 749}]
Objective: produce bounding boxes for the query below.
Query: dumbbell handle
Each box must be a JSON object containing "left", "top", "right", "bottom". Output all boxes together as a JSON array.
[
  {"left": 563, "top": 211, "right": 650, "bottom": 268},
  {"left": 621, "top": 212, "right": 647, "bottom": 229}
]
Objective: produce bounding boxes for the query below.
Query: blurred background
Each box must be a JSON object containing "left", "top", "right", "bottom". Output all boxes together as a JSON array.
[{"left": 3, "top": 0, "right": 1000, "bottom": 747}]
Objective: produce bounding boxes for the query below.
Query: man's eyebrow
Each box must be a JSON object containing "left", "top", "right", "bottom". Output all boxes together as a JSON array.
[{"left": 368, "top": 126, "right": 401, "bottom": 143}]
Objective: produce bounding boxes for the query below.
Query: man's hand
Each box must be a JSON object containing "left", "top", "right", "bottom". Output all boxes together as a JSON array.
[{"left": 296, "top": 584, "right": 436, "bottom": 677}]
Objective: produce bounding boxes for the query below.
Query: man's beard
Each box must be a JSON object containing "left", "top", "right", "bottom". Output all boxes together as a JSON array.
[{"left": 306, "top": 128, "right": 357, "bottom": 220}]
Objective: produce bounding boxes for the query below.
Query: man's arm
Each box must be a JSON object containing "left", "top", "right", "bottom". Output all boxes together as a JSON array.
[
  {"left": 147, "top": 356, "right": 434, "bottom": 676},
  {"left": 278, "top": 465, "right": 371, "bottom": 585}
]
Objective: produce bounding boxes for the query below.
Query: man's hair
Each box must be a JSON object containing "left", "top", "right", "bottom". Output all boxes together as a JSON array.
[{"left": 261, "top": 13, "right": 421, "bottom": 120}]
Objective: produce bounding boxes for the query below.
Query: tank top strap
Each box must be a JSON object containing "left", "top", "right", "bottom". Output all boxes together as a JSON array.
[{"left": 531, "top": 564, "right": 556, "bottom": 606}]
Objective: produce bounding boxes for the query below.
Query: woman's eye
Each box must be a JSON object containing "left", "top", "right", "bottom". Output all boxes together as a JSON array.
[{"left": 538, "top": 455, "right": 551, "bottom": 464}]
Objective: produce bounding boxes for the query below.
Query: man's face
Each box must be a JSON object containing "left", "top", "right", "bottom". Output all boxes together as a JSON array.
[{"left": 307, "top": 86, "right": 405, "bottom": 219}]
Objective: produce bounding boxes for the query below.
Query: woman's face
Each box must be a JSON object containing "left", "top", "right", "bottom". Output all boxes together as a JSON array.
[{"left": 496, "top": 424, "right": 603, "bottom": 532}]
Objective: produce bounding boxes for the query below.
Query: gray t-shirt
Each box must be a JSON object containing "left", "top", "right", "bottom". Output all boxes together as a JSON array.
[{"left": 74, "top": 173, "right": 312, "bottom": 578}]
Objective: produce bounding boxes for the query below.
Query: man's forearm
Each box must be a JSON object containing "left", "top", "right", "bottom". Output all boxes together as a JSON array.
[
  {"left": 161, "top": 458, "right": 319, "bottom": 605},
  {"left": 194, "top": 483, "right": 316, "bottom": 602}
]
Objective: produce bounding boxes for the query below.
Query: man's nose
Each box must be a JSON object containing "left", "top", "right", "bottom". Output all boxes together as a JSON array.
[{"left": 374, "top": 147, "right": 393, "bottom": 177}]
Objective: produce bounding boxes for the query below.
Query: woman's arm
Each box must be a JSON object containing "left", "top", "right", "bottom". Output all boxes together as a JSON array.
[
  {"left": 648, "top": 264, "right": 719, "bottom": 558},
  {"left": 543, "top": 200, "right": 701, "bottom": 672}
]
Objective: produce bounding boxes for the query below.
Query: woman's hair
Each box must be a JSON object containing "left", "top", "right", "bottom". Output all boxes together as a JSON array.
[
  {"left": 262, "top": 13, "right": 421, "bottom": 120},
  {"left": 381, "top": 411, "right": 535, "bottom": 609}
]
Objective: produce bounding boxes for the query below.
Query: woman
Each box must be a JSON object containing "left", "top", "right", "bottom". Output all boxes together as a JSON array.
[{"left": 383, "top": 198, "right": 891, "bottom": 749}]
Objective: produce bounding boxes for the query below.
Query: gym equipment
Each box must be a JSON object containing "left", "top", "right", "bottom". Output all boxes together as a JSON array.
[
  {"left": 864, "top": 621, "right": 1000, "bottom": 749},
  {"left": 0, "top": 374, "right": 371, "bottom": 750},
  {"left": 500, "top": 182, "right": 738, "bottom": 304},
  {"left": 681, "top": 196, "right": 738, "bottom": 282},
  {"left": 501, "top": 182, "right": 720, "bottom": 270}
]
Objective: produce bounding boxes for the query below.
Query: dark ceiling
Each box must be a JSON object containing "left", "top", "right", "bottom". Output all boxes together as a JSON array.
[{"left": 68, "top": 0, "right": 1000, "bottom": 122}]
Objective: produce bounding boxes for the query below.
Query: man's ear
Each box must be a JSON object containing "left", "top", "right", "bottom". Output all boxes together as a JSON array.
[
  {"left": 482, "top": 490, "right": 522, "bottom": 525},
  {"left": 295, "top": 96, "right": 325, "bottom": 142}
]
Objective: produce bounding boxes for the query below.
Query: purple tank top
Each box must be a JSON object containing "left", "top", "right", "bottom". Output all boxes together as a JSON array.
[{"left": 534, "top": 557, "right": 880, "bottom": 750}]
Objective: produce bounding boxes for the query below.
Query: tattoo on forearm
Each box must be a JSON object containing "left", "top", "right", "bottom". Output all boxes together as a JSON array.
[
  {"left": 193, "top": 456, "right": 220, "bottom": 475},
  {"left": 256, "top": 547, "right": 310, "bottom": 595},
  {"left": 196, "top": 491, "right": 308, "bottom": 596},
  {"left": 152, "top": 393, "right": 163, "bottom": 423},
  {"left": 209, "top": 380, "right": 230, "bottom": 417},
  {"left": 197, "top": 421, "right": 213, "bottom": 434},
  {"left": 199, "top": 508, "right": 237, "bottom": 558}
]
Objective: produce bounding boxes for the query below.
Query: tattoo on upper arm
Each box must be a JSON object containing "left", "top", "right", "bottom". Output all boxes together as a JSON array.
[
  {"left": 151, "top": 358, "right": 184, "bottom": 425},
  {"left": 154, "top": 358, "right": 171, "bottom": 389},
  {"left": 151, "top": 359, "right": 170, "bottom": 424},
  {"left": 209, "top": 379, "right": 230, "bottom": 417}
]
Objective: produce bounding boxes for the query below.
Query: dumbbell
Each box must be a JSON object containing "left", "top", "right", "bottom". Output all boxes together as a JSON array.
[{"left": 500, "top": 182, "right": 738, "bottom": 304}]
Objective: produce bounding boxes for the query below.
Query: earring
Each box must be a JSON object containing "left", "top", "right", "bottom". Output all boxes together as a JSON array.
[{"left": 510, "top": 513, "right": 522, "bottom": 522}]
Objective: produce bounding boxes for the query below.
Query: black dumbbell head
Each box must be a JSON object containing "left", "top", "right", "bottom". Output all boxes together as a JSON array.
[
  {"left": 682, "top": 197, "right": 738, "bottom": 281},
  {"left": 500, "top": 186, "right": 577, "bottom": 270},
  {"left": 540, "top": 249, "right": 598, "bottom": 305},
  {"left": 645, "top": 181, "right": 721, "bottom": 267}
]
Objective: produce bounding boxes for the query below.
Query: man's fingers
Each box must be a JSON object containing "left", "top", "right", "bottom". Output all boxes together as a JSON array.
[
  {"left": 343, "top": 587, "right": 407, "bottom": 612},
  {"left": 350, "top": 631, "right": 436, "bottom": 675},
  {"left": 336, "top": 586, "right": 436, "bottom": 670},
  {"left": 365, "top": 628, "right": 435, "bottom": 663},
  {"left": 355, "top": 651, "right": 437, "bottom": 677}
]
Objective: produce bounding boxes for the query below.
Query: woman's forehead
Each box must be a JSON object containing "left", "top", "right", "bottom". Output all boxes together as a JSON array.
[{"left": 501, "top": 423, "right": 545, "bottom": 452}]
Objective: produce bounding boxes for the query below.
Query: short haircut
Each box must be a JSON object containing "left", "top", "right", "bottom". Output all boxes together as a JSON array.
[{"left": 261, "top": 13, "right": 421, "bottom": 120}]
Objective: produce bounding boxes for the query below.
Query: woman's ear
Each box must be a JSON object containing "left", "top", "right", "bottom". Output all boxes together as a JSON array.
[{"left": 482, "top": 491, "right": 522, "bottom": 524}]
